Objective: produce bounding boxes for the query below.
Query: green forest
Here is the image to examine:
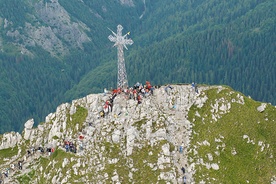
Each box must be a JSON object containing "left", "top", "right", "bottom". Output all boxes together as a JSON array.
[{"left": 0, "top": 0, "right": 275, "bottom": 134}]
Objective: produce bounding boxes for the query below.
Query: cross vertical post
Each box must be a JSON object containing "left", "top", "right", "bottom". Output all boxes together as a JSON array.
[{"left": 108, "top": 24, "right": 133, "bottom": 89}]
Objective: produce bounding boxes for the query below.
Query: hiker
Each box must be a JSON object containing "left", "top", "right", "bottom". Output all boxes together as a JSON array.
[
  {"left": 181, "top": 166, "right": 185, "bottom": 174},
  {"left": 27, "top": 150, "right": 31, "bottom": 156},
  {"left": 146, "top": 81, "right": 154, "bottom": 95},
  {"left": 103, "top": 103, "right": 109, "bottom": 116},
  {"left": 100, "top": 110, "right": 105, "bottom": 118},
  {"left": 79, "top": 142, "right": 83, "bottom": 151},
  {"left": 191, "top": 82, "right": 195, "bottom": 89},
  {"left": 133, "top": 89, "right": 137, "bottom": 100},
  {"left": 107, "top": 100, "right": 113, "bottom": 112},
  {"left": 40, "top": 147, "right": 44, "bottom": 153},
  {"left": 179, "top": 145, "right": 183, "bottom": 153},
  {"left": 111, "top": 93, "right": 117, "bottom": 101},
  {"left": 32, "top": 147, "right": 35, "bottom": 154},
  {"left": 10, "top": 163, "right": 15, "bottom": 171},
  {"left": 104, "top": 88, "right": 108, "bottom": 96},
  {"left": 179, "top": 142, "right": 184, "bottom": 153},
  {"left": 165, "top": 84, "right": 173, "bottom": 95},
  {"left": 195, "top": 83, "right": 198, "bottom": 94},
  {"left": 140, "top": 88, "right": 145, "bottom": 97},
  {"left": 47, "top": 148, "right": 52, "bottom": 155},
  {"left": 183, "top": 176, "right": 187, "bottom": 184},
  {"left": 37, "top": 145, "right": 45, "bottom": 154},
  {"left": 112, "top": 88, "right": 117, "bottom": 95},
  {"left": 18, "top": 161, "right": 23, "bottom": 170},
  {"left": 129, "top": 88, "right": 134, "bottom": 99},
  {"left": 65, "top": 144, "right": 69, "bottom": 152},
  {"left": 137, "top": 94, "right": 142, "bottom": 104},
  {"left": 69, "top": 142, "right": 75, "bottom": 152},
  {"left": 117, "top": 87, "right": 122, "bottom": 94},
  {"left": 3, "top": 170, "right": 8, "bottom": 178},
  {"left": 134, "top": 82, "right": 140, "bottom": 89}
]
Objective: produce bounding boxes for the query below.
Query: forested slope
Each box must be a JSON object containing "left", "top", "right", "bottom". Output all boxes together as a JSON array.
[{"left": 68, "top": 0, "right": 275, "bottom": 103}]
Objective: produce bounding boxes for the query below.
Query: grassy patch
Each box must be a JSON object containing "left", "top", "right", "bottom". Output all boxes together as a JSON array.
[
  {"left": 100, "top": 140, "right": 129, "bottom": 182},
  {"left": 17, "top": 169, "right": 35, "bottom": 184},
  {"left": 133, "top": 119, "right": 147, "bottom": 131},
  {"left": 34, "top": 149, "right": 79, "bottom": 182},
  {"left": 188, "top": 87, "right": 276, "bottom": 183},
  {"left": 66, "top": 105, "right": 88, "bottom": 134},
  {"left": 52, "top": 135, "right": 59, "bottom": 140},
  {"left": 0, "top": 146, "right": 18, "bottom": 165},
  {"left": 130, "top": 140, "right": 170, "bottom": 183}
]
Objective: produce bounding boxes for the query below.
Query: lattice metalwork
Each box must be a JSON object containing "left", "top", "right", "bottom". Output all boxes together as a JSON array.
[{"left": 108, "top": 24, "right": 133, "bottom": 89}]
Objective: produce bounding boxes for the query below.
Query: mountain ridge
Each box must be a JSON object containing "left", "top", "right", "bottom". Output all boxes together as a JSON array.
[{"left": 0, "top": 84, "right": 275, "bottom": 183}]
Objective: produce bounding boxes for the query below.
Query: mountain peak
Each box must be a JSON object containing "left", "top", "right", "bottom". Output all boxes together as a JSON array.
[{"left": 0, "top": 84, "right": 275, "bottom": 183}]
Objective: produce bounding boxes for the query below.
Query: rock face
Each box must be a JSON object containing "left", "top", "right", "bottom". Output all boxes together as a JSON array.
[
  {"left": 23, "top": 119, "right": 34, "bottom": 140},
  {"left": 0, "top": 132, "right": 22, "bottom": 150},
  {"left": 0, "top": 84, "right": 275, "bottom": 184}
]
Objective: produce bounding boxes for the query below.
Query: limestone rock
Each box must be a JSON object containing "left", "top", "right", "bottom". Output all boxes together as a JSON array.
[
  {"left": 0, "top": 132, "right": 22, "bottom": 150},
  {"left": 211, "top": 163, "right": 219, "bottom": 170},
  {"left": 23, "top": 118, "right": 34, "bottom": 140},
  {"left": 257, "top": 103, "right": 266, "bottom": 112}
]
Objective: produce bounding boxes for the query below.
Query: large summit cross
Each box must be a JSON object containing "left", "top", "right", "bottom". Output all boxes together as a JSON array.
[{"left": 108, "top": 24, "right": 133, "bottom": 89}]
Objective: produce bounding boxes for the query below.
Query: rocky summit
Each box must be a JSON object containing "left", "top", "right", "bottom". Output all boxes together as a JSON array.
[{"left": 0, "top": 84, "right": 275, "bottom": 184}]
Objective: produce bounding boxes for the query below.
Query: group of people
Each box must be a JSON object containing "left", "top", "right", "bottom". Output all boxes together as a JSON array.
[
  {"left": 100, "top": 80, "right": 201, "bottom": 118},
  {"left": 64, "top": 140, "right": 77, "bottom": 153},
  {"left": 101, "top": 81, "right": 156, "bottom": 118},
  {"left": 181, "top": 165, "right": 188, "bottom": 184},
  {"left": 101, "top": 92, "right": 117, "bottom": 118},
  {"left": 2, "top": 145, "right": 46, "bottom": 179},
  {"left": 131, "top": 81, "right": 155, "bottom": 102},
  {"left": 29, "top": 146, "right": 54, "bottom": 156},
  {"left": 0, "top": 160, "right": 23, "bottom": 181}
]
